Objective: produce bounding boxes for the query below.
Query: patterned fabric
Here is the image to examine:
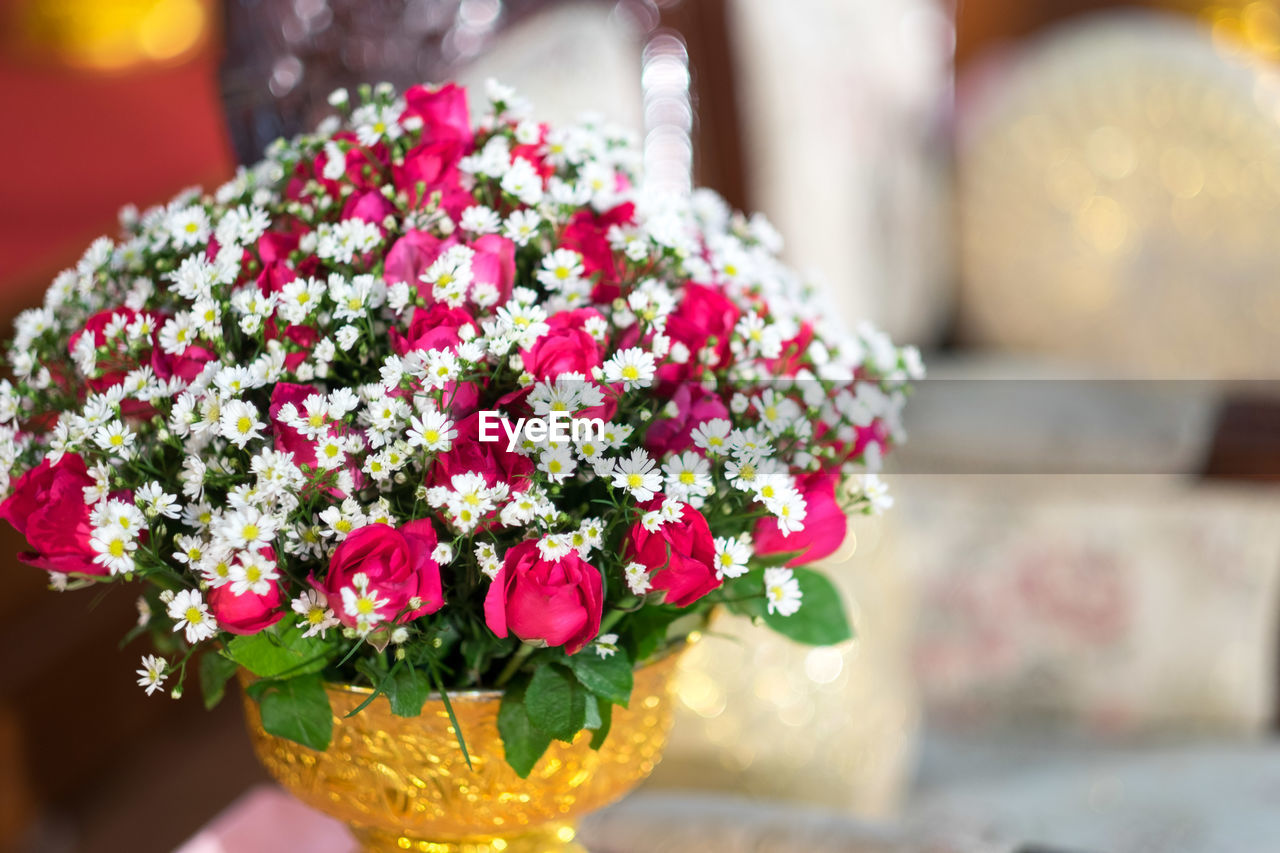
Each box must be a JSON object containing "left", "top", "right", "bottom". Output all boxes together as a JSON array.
[{"left": 897, "top": 474, "right": 1280, "bottom": 735}]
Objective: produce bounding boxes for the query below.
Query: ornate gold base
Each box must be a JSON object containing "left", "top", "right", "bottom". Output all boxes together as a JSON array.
[
  {"left": 352, "top": 821, "right": 585, "bottom": 853},
  {"left": 241, "top": 651, "right": 682, "bottom": 853}
]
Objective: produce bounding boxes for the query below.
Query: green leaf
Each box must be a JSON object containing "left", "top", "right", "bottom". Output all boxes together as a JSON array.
[
  {"left": 566, "top": 650, "right": 633, "bottom": 708},
  {"left": 624, "top": 605, "right": 685, "bottom": 662},
  {"left": 583, "top": 693, "right": 602, "bottom": 730},
  {"left": 750, "top": 549, "right": 805, "bottom": 569},
  {"left": 498, "top": 680, "right": 552, "bottom": 778},
  {"left": 721, "top": 569, "right": 768, "bottom": 619},
  {"left": 387, "top": 664, "right": 432, "bottom": 718},
  {"left": 524, "top": 664, "right": 586, "bottom": 742},
  {"left": 589, "top": 700, "right": 613, "bottom": 750},
  {"left": 199, "top": 652, "right": 239, "bottom": 711},
  {"left": 257, "top": 674, "right": 333, "bottom": 751},
  {"left": 763, "top": 568, "right": 854, "bottom": 646},
  {"left": 226, "top": 623, "right": 331, "bottom": 679},
  {"left": 426, "top": 657, "right": 471, "bottom": 770}
]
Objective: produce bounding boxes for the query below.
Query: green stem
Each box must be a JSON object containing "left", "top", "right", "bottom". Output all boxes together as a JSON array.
[
  {"left": 598, "top": 607, "right": 629, "bottom": 636},
  {"left": 494, "top": 642, "right": 536, "bottom": 688}
]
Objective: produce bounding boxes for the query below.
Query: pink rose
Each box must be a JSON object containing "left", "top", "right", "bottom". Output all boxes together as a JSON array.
[
  {"left": 484, "top": 540, "right": 603, "bottom": 655},
  {"left": 624, "top": 498, "right": 721, "bottom": 607},
  {"left": 402, "top": 83, "right": 472, "bottom": 149},
  {"left": 256, "top": 231, "right": 299, "bottom": 266},
  {"left": 255, "top": 258, "right": 297, "bottom": 295},
  {"left": 384, "top": 230, "right": 451, "bottom": 291},
  {"left": 428, "top": 411, "right": 533, "bottom": 492},
  {"left": 342, "top": 189, "right": 396, "bottom": 226},
  {"left": 264, "top": 320, "right": 320, "bottom": 372},
  {"left": 67, "top": 307, "right": 140, "bottom": 392},
  {"left": 298, "top": 131, "right": 382, "bottom": 199},
  {"left": 645, "top": 385, "right": 730, "bottom": 456},
  {"left": 559, "top": 202, "right": 635, "bottom": 303},
  {"left": 390, "top": 303, "right": 479, "bottom": 356},
  {"left": 388, "top": 305, "right": 482, "bottom": 413},
  {"left": 658, "top": 283, "right": 741, "bottom": 383},
  {"left": 753, "top": 470, "right": 847, "bottom": 566},
  {"left": 0, "top": 454, "right": 101, "bottom": 576},
  {"left": 469, "top": 234, "right": 516, "bottom": 304},
  {"left": 151, "top": 342, "right": 216, "bottom": 384},
  {"left": 321, "top": 521, "right": 444, "bottom": 628},
  {"left": 769, "top": 320, "right": 815, "bottom": 377},
  {"left": 519, "top": 308, "right": 605, "bottom": 382},
  {"left": 268, "top": 382, "right": 325, "bottom": 469},
  {"left": 208, "top": 555, "right": 285, "bottom": 635},
  {"left": 393, "top": 141, "right": 474, "bottom": 216}
]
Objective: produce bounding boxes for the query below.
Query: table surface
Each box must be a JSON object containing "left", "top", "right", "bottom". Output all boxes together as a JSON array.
[{"left": 174, "top": 786, "right": 915, "bottom": 853}]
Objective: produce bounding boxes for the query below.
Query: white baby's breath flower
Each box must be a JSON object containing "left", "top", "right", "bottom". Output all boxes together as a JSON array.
[
  {"left": 219, "top": 399, "right": 266, "bottom": 448},
  {"left": 460, "top": 205, "right": 500, "bottom": 234},
  {"left": 594, "top": 633, "right": 619, "bottom": 659},
  {"left": 166, "top": 589, "right": 218, "bottom": 643},
  {"left": 93, "top": 421, "right": 136, "bottom": 456},
  {"left": 217, "top": 506, "right": 280, "bottom": 551},
  {"left": 135, "top": 482, "right": 181, "bottom": 519},
  {"left": 662, "top": 452, "right": 714, "bottom": 507},
  {"left": 609, "top": 448, "right": 662, "bottom": 502},
  {"left": 408, "top": 410, "right": 456, "bottom": 452},
  {"left": 90, "top": 524, "right": 138, "bottom": 575},
  {"left": 292, "top": 589, "right": 340, "bottom": 638},
  {"left": 858, "top": 473, "right": 894, "bottom": 514},
  {"left": 168, "top": 205, "right": 211, "bottom": 248},
  {"left": 624, "top": 561, "right": 652, "bottom": 595},
  {"left": 602, "top": 348, "right": 656, "bottom": 390},
  {"left": 136, "top": 654, "right": 168, "bottom": 696},
  {"left": 536, "top": 249, "right": 584, "bottom": 291},
  {"left": 341, "top": 572, "right": 389, "bottom": 635},
  {"left": 764, "top": 567, "right": 802, "bottom": 616},
  {"left": 228, "top": 551, "right": 279, "bottom": 596},
  {"left": 763, "top": 486, "right": 807, "bottom": 536},
  {"left": 503, "top": 209, "right": 542, "bottom": 246},
  {"left": 713, "top": 536, "right": 752, "bottom": 579}
]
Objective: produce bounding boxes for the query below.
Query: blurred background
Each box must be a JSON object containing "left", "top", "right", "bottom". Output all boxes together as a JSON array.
[{"left": 2, "top": 1, "right": 1280, "bottom": 851}]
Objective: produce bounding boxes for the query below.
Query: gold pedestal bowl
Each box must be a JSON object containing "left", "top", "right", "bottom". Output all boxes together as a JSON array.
[{"left": 241, "top": 651, "right": 681, "bottom": 853}]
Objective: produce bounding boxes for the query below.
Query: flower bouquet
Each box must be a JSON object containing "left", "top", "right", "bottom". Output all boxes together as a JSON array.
[{"left": 0, "top": 80, "right": 918, "bottom": 844}]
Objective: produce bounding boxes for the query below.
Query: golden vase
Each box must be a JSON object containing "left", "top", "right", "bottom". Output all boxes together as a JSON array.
[{"left": 240, "top": 650, "right": 681, "bottom": 853}]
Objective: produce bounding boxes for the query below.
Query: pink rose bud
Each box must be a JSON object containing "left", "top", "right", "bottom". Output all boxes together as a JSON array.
[{"left": 484, "top": 539, "right": 603, "bottom": 655}]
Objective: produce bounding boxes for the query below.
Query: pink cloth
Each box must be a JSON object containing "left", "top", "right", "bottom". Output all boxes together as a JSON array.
[{"left": 176, "top": 786, "right": 355, "bottom": 853}]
